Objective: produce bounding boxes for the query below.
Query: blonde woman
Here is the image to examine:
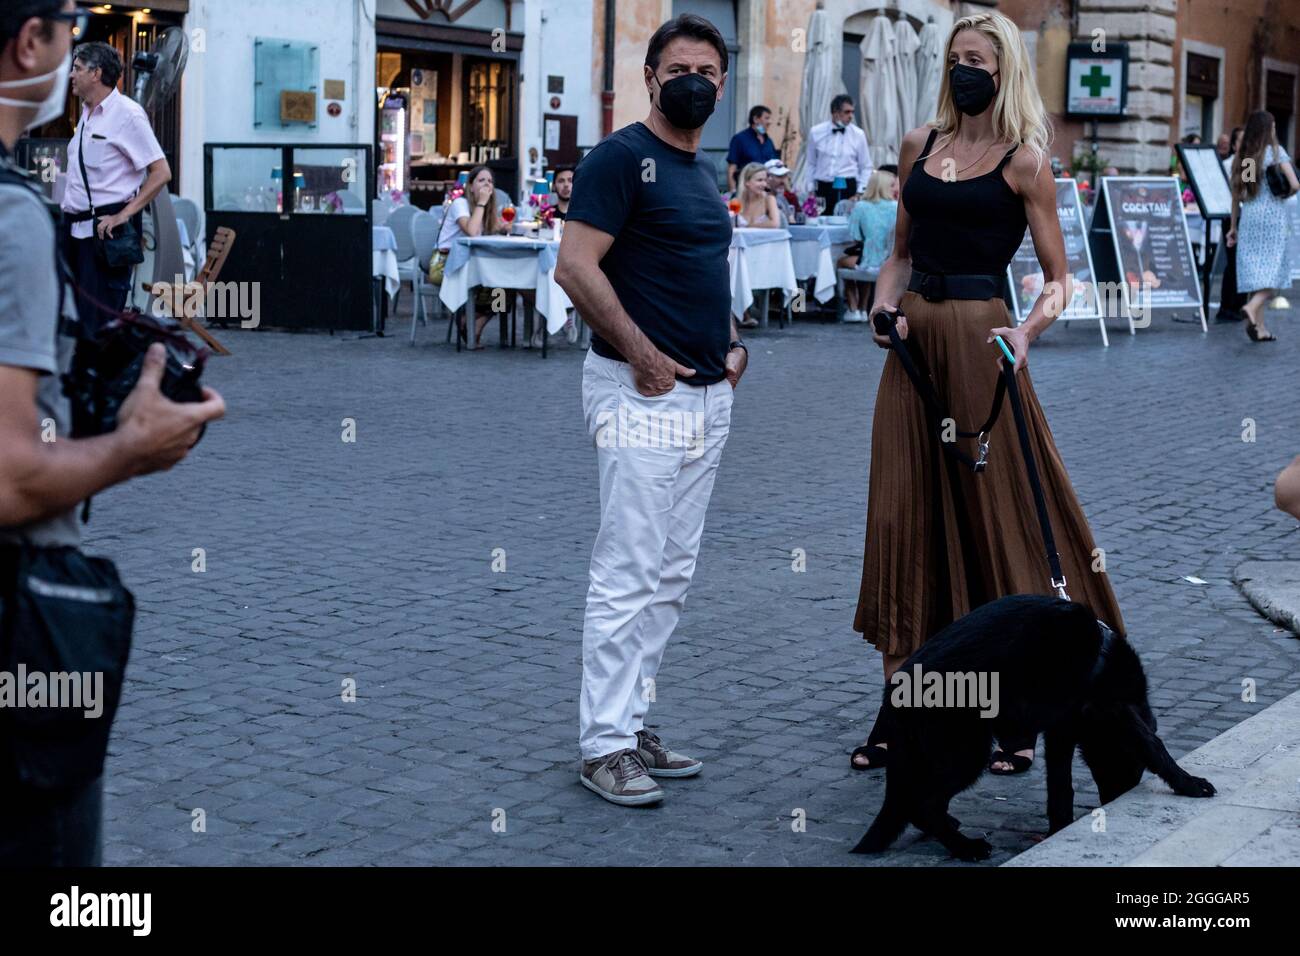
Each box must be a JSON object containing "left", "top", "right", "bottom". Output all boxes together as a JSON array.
[
  {"left": 1226, "top": 110, "right": 1298, "bottom": 342},
  {"left": 838, "top": 167, "right": 899, "bottom": 320},
  {"left": 734, "top": 162, "right": 779, "bottom": 229},
  {"left": 850, "top": 12, "right": 1124, "bottom": 775}
]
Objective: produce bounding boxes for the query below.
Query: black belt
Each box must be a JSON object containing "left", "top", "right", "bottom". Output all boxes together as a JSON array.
[
  {"left": 908, "top": 270, "right": 1003, "bottom": 302},
  {"left": 64, "top": 200, "right": 128, "bottom": 225}
]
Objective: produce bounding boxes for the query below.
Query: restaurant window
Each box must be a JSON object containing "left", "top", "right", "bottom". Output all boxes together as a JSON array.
[
  {"left": 1183, "top": 51, "right": 1219, "bottom": 142},
  {"left": 463, "top": 58, "right": 515, "bottom": 162},
  {"left": 1265, "top": 68, "right": 1297, "bottom": 153}
]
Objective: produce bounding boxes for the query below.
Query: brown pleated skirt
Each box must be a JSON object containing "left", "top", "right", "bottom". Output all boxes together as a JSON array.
[{"left": 854, "top": 291, "right": 1125, "bottom": 657}]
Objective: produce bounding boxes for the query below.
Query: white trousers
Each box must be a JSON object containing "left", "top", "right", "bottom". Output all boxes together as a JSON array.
[{"left": 578, "top": 350, "right": 734, "bottom": 760}]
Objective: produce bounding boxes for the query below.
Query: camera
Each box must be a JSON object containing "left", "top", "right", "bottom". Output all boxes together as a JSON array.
[{"left": 63, "top": 309, "right": 208, "bottom": 440}]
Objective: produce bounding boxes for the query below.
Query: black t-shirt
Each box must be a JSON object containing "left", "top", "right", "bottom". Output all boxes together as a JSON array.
[{"left": 566, "top": 122, "right": 732, "bottom": 386}]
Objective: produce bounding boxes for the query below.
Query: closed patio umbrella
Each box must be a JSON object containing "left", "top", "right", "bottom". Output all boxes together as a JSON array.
[
  {"left": 893, "top": 18, "right": 921, "bottom": 142},
  {"left": 792, "top": 1, "right": 845, "bottom": 196},
  {"left": 915, "top": 17, "right": 945, "bottom": 127},
  {"left": 860, "top": 15, "right": 900, "bottom": 167}
]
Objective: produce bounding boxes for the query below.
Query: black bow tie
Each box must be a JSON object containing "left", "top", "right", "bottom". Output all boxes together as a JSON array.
[{"left": 832, "top": 126, "right": 846, "bottom": 134}]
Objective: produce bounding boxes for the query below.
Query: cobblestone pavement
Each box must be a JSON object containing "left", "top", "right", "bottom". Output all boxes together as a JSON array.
[{"left": 94, "top": 302, "right": 1300, "bottom": 866}]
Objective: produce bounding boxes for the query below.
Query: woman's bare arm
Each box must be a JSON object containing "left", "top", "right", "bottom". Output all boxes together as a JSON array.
[
  {"left": 1014, "top": 150, "right": 1071, "bottom": 343},
  {"left": 869, "top": 125, "right": 927, "bottom": 346}
]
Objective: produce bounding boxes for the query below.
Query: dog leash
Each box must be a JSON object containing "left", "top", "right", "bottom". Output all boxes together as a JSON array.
[{"left": 874, "top": 309, "right": 1069, "bottom": 601}]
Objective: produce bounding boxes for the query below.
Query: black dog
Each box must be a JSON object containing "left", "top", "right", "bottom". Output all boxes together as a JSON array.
[{"left": 851, "top": 594, "right": 1215, "bottom": 861}]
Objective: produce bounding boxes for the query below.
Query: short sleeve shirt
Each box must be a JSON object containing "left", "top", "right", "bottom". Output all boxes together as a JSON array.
[
  {"left": 0, "top": 171, "right": 80, "bottom": 547},
  {"left": 566, "top": 122, "right": 732, "bottom": 386},
  {"left": 726, "top": 127, "right": 778, "bottom": 169}
]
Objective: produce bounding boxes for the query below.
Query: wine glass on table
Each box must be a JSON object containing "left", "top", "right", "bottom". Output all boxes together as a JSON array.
[
  {"left": 502, "top": 205, "right": 516, "bottom": 235},
  {"left": 728, "top": 197, "right": 742, "bottom": 226},
  {"left": 814, "top": 196, "right": 827, "bottom": 219}
]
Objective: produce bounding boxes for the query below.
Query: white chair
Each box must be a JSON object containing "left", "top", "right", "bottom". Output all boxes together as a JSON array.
[
  {"left": 410, "top": 207, "right": 445, "bottom": 345},
  {"left": 836, "top": 263, "right": 880, "bottom": 321},
  {"left": 385, "top": 204, "right": 419, "bottom": 315},
  {"left": 172, "top": 195, "right": 203, "bottom": 266},
  {"left": 833, "top": 198, "right": 858, "bottom": 217},
  {"left": 339, "top": 190, "right": 364, "bottom": 212},
  {"left": 371, "top": 199, "right": 390, "bottom": 226}
]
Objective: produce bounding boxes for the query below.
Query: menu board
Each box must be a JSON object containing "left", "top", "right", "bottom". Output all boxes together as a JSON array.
[
  {"left": 1098, "top": 177, "right": 1203, "bottom": 313},
  {"left": 1177, "top": 144, "right": 1232, "bottom": 219},
  {"left": 1007, "top": 179, "right": 1103, "bottom": 322}
]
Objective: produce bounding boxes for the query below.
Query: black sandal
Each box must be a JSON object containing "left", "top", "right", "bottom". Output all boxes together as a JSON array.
[
  {"left": 1246, "top": 320, "right": 1277, "bottom": 342},
  {"left": 988, "top": 749, "right": 1033, "bottom": 775},
  {"left": 850, "top": 744, "right": 888, "bottom": 771}
]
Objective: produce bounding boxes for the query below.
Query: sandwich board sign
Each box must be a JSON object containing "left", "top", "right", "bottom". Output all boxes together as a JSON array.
[
  {"left": 1006, "top": 178, "right": 1109, "bottom": 345},
  {"left": 1088, "top": 176, "right": 1206, "bottom": 332},
  {"left": 1176, "top": 144, "right": 1232, "bottom": 219}
]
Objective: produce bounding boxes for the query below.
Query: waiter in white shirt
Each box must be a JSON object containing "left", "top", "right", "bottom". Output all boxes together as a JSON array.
[
  {"left": 61, "top": 41, "right": 170, "bottom": 344},
  {"left": 801, "top": 94, "right": 872, "bottom": 212}
]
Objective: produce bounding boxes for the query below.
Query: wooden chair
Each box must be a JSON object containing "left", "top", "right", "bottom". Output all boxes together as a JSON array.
[{"left": 142, "top": 226, "right": 236, "bottom": 355}]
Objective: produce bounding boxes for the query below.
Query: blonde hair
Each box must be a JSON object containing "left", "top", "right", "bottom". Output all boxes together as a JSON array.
[
  {"left": 862, "top": 169, "right": 896, "bottom": 201},
  {"left": 932, "top": 12, "right": 1051, "bottom": 169},
  {"left": 737, "top": 162, "right": 768, "bottom": 197}
]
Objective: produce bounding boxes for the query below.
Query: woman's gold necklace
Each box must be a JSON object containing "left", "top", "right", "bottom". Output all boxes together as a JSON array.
[{"left": 950, "top": 139, "right": 999, "bottom": 176}]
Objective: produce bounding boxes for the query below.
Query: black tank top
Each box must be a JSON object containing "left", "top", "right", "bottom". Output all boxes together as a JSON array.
[{"left": 901, "top": 128, "right": 1027, "bottom": 276}]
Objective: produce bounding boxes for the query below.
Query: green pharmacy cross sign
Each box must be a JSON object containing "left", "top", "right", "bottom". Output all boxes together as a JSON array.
[
  {"left": 1065, "top": 41, "right": 1128, "bottom": 118},
  {"left": 1080, "top": 65, "right": 1112, "bottom": 97}
]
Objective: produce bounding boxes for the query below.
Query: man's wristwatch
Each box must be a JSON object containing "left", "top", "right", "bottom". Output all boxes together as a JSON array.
[{"left": 729, "top": 339, "right": 747, "bottom": 355}]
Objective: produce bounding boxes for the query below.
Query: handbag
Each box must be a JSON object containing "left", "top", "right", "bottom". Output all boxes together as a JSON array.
[
  {"left": 76, "top": 127, "right": 144, "bottom": 269},
  {"left": 428, "top": 250, "right": 446, "bottom": 285},
  {"left": 1264, "top": 161, "right": 1293, "bottom": 198},
  {"left": 0, "top": 544, "right": 135, "bottom": 790}
]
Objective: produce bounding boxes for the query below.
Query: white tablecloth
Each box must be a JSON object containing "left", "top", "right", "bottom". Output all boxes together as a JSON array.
[
  {"left": 438, "top": 235, "right": 571, "bottom": 334},
  {"left": 785, "top": 224, "right": 852, "bottom": 303},
  {"left": 729, "top": 228, "right": 799, "bottom": 318},
  {"left": 372, "top": 226, "right": 399, "bottom": 300}
]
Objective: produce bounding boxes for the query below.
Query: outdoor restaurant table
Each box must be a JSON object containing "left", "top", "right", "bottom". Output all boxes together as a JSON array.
[
  {"left": 785, "top": 222, "right": 852, "bottom": 304},
  {"left": 372, "top": 225, "right": 400, "bottom": 335},
  {"left": 729, "top": 227, "right": 799, "bottom": 327},
  {"left": 438, "top": 234, "right": 572, "bottom": 343}
]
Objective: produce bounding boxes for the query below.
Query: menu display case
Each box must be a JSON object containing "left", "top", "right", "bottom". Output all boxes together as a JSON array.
[{"left": 205, "top": 143, "right": 373, "bottom": 331}]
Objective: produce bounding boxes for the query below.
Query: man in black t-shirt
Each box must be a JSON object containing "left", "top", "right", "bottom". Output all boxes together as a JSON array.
[{"left": 555, "top": 13, "right": 747, "bottom": 808}]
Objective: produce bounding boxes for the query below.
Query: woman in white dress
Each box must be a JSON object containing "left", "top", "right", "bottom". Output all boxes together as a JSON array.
[{"left": 1226, "top": 111, "right": 1299, "bottom": 342}]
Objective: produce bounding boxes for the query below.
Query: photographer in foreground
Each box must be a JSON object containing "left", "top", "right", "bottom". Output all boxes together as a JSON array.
[{"left": 0, "top": 0, "right": 225, "bottom": 867}]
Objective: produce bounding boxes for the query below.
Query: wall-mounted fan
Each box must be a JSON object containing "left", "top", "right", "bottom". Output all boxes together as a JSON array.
[{"left": 130, "top": 27, "right": 189, "bottom": 289}]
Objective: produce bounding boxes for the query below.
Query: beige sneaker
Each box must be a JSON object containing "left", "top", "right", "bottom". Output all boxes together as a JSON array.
[
  {"left": 636, "top": 729, "right": 703, "bottom": 778},
  {"left": 579, "top": 748, "right": 664, "bottom": 806}
]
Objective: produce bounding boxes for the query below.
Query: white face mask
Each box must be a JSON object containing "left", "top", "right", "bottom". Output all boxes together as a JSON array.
[{"left": 0, "top": 51, "right": 72, "bottom": 132}]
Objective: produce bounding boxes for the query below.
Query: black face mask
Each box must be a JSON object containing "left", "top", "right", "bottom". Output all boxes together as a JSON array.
[
  {"left": 949, "top": 63, "right": 998, "bottom": 116},
  {"left": 653, "top": 72, "right": 718, "bottom": 130}
]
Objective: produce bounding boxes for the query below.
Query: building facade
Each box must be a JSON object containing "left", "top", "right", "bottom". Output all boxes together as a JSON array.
[
  {"left": 597, "top": 0, "right": 1299, "bottom": 181},
  {"left": 36, "top": 0, "right": 1300, "bottom": 209}
]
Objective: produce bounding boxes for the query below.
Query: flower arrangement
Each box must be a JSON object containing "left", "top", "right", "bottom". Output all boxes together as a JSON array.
[
  {"left": 527, "top": 192, "right": 556, "bottom": 227},
  {"left": 801, "top": 194, "right": 819, "bottom": 218},
  {"left": 321, "top": 191, "right": 344, "bottom": 214}
]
